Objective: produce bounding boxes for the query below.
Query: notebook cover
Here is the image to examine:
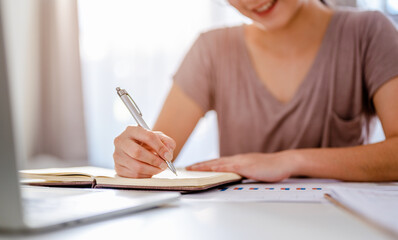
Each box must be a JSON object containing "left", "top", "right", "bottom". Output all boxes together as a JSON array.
[
  {"left": 24, "top": 181, "right": 94, "bottom": 188},
  {"left": 94, "top": 178, "right": 242, "bottom": 192}
]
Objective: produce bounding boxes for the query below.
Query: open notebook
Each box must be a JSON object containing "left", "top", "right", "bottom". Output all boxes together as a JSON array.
[{"left": 20, "top": 166, "right": 242, "bottom": 191}]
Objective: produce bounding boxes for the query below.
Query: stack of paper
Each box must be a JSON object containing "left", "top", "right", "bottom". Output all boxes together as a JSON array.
[
  {"left": 327, "top": 187, "right": 398, "bottom": 238},
  {"left": 182, "top": 178, "right": 398, "bottom": 203}
]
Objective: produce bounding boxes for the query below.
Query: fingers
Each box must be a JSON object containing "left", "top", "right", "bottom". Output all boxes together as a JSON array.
[
  {"left": 124, "top": 126, "right": 173, "bottom": 161},
  {"left": 120, "top": 138, "right": 167, "bottom": 169},
  {"left": 113, "top": 126, "right": 177, "bottom": 178},
  {"left": 155, "top": 131, "right": 177, "bottom": 151},
  {"left": 114, "top": 151, "right": 164, "bottom": 178},
  {"left": 114, "top": 164, "right": 152, "bottom": 178},
  {"left": 186, "top": 158, "right": 233, "bottom": 172},
  {"left": 207, "top": 164, "right": 237, "bottom": 173},
  {"left": 186, "top": 160, "right": 216, "bottom": 171}
]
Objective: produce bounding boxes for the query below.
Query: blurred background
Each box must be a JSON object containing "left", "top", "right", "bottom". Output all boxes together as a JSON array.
[{"left": 1, "top": 0, "right": 398, "bottom": 169}]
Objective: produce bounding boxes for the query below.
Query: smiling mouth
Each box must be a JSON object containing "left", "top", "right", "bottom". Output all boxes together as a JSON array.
[{"left": 253, "top": 0, "right": 277, "bottom": 14}]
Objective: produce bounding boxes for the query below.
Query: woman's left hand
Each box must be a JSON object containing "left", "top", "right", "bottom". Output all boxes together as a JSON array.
[{"left": 186, "top": 152, "right": 300, "bottom": 182}]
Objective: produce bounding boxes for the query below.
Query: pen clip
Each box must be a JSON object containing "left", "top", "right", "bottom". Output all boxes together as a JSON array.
[
  {"left": 116, "top": 87, "right": 143, "bottom": 116},
  {"left": 126, "top": 92, "right": 142, "bottom": 116}
]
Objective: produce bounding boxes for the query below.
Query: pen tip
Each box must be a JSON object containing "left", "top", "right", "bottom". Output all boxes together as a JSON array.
[
  {"left": 171, "top": 167, "right": 177, "bottom": 176},
  {"left": 165, "top": 160, "right": 178, "bottom": 176}
]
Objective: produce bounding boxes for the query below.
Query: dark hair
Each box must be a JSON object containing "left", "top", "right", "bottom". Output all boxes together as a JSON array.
[{"left": 320, "top": 0, "right": 328, "bottom": 5}]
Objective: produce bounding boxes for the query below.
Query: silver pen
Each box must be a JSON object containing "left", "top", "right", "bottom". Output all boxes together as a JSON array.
[{"left": 116, "top": 87, "right": 177, "bottom": 176}]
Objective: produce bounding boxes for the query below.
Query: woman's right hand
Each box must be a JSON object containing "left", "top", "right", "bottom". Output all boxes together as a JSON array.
[{"left": 113, "top": 126, "right": 176, "bottom": 178}]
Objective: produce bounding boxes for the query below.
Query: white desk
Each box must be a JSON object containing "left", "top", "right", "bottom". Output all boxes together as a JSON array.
[{"left": 0, "top": 198, "right": 392, "bottom": 240}]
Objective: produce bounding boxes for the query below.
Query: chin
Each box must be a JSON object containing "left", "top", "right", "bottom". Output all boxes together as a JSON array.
[{"left": 253, "top": 17, "right": 291, "bottom": 32}]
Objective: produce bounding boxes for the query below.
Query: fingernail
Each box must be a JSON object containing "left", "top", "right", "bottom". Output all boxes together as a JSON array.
[
  {"left": 188, "top": 164, "right": 197, "bottom": 170},
  {"left": 166, "top": 144, "right": 175, "bottom": 151},
  {"left": 163, "top": 151, "right": 173, "bottom": 161}
]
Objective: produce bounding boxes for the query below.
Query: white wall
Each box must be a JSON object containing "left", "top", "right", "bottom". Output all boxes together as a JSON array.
[{"left": 78, "top": 0, "right": 248, "bottom": 168}]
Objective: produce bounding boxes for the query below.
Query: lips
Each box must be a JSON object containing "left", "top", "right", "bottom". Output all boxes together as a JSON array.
[{"left": 252, "top": 0, "right": 277, "bottom": 15}]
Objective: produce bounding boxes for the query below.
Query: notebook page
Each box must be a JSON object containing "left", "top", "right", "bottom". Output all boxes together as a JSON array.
[
  {"left": 20, "top": 166, "right": 116, "bottom": 178},
  {"left": 98, "top": 169, "right": 241, "bottom": 188},
  {"left": 152, "top": 169, "right": 234, "bottom": 179}
]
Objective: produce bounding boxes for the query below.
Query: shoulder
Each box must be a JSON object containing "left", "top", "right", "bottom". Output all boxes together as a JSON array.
[
  {"left": 339, "top": 9, "right": 391, "bottom": 22},
  {"left": 336, "top": 9, "right": 396, "bottom": 37},
  {"left": 196, "top": 25, "right": 243, "bottom": 50}
]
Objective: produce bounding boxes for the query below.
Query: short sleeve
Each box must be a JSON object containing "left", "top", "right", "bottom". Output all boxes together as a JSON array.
[
  {"left": 363, "top": 11, "right": 398, "bottom": 99},
  {"left": 173, "top": 33, "right": 214, "bottom": 113}
]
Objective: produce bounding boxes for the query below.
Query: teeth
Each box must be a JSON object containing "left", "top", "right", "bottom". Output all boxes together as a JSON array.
[{"left": 255, "top": 0, "right": 275, "bottom": 13}]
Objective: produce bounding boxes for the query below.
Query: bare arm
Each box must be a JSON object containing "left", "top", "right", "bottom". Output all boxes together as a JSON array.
[
  {"left": 153, "top": 83, "right": 204, "bottom": 159},
  {"left": 188, "top": 77, "right": 398, "bottom": 182},
  {"left": 293, "top": 76, "right": 398, "bottom": 181}
]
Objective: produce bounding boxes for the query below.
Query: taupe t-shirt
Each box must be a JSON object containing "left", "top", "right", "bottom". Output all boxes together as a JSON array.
[{"left": 174, "top": 10, "right": 398, "bottom": 157}]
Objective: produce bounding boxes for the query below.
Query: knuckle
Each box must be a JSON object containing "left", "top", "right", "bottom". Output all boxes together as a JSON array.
[
  {"left": 158, "top": 133, "right": 176, "bottom": 149},
  {"left": 159, "top": 145, "right": 169, "bottom": 154},
  {"left": 146, "top": 132, "right": 157, "bottom": 143},
  {"left": 153, "top": 157, "right": 164, "bottom": 168},
  {"left": 147, "top": 155, "right": 157, "bottom": 165},
  {"left": 131, "top": 147, "right": 142, "bottom": 159},
  {"left": 113, "top": 152, "right": 119, "bottom": 162},
  {"left": 232, "top": 163, "right": 240, "bottom": 172},
  {"left": 113, "top": 136, "right": 121, "bottom": 146},
  {"left": 146, "top": 155, "right": 160, "bottom": 168},
  {"left": 125, "top": 126, "right": 140, "bottom": 137},
  {"left": 125, "top": 125, "right": 135, "bottom": 133}
]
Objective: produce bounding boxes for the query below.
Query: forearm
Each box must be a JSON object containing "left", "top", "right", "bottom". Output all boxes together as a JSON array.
[
  {"left": 291, "top": 137, "right": 398, "bottom": 181},
  {"left": 153, "top": 83, "right": 204, "bottom": 160}
]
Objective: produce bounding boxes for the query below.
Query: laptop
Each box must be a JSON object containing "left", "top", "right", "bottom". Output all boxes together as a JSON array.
[{"left": 0, "top": 3, "right": 180, "bottom": 233}]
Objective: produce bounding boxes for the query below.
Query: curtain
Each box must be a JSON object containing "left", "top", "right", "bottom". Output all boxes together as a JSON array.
[
  {"left": 32, "top": 0, "right": 87, "bottom": 167},
  {"left": 2, "top": 0, "right": 87, "bottom": 168}
]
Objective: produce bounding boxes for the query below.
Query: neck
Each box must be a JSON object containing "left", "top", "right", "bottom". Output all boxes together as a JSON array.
[{"left": 246, "top": 1, "right": 333, "bottom": 56}]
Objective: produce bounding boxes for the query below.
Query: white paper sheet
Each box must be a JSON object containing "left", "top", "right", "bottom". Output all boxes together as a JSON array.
[
  {"left": 182, "top": 178, "right": 398, "bottom": 203},
  {"left": 327, "top": 186, "right": 398, "bottom": 238}
]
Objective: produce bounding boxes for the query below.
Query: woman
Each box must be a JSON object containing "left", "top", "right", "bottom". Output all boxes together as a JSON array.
[{"left": 113, "top": 0, "right": 398, "bottom": 182}]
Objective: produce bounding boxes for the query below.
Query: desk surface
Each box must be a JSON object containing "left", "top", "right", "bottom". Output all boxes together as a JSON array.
[{"left": 0, "top": 198, "right": 392, "bottom": 240}]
